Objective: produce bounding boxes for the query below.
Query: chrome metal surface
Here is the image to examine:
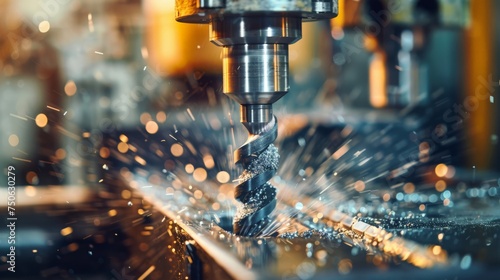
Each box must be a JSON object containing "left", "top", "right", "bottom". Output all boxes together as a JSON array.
[
  {"left": 222, "top": 44, "right": 289, "bottom": 104},
  {"left": 176, "top": 0, "right": 338, "bottom": 23},
  {"left": 240, "top": 104, "right": 273, "bottom": 134},
  {"left": 210, "top": 16, "right": 302, "bottom": 46},
  {"left": 313, "top": 0, "right": 333, "bottom": 13},
  {"left": 198, "top": 0, "right": 225, "bottom": 9}
]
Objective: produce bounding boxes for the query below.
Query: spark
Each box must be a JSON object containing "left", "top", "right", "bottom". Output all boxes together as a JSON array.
[
  {"left": 232, "top": 178, "right": 245, "bottom": 183},
  {"left": 187, "top": 108, "right": 196, "bottom": 121},
  {"left": 332, "top": 140, "right": 351, "bottom": 160},
  {"left": 56, "top": 125, "right": 81, "bottom": 141},
  {"left": 319, "top": 182, "right": 334, "bottom": 194},
  {"left": 17, "top": 150, "right": 28, "bottom": 156},
  {"left": 353, "top": 149, "right": 365, "bottom": 157},
  {"left": 364, "top": 172, "right": 389, "bottom": 183},
  {"left": 134, "top": 156, "right": 147, "bottom": 166},
  {"left": 94, "top": 51, "right": 103, "bottom": 55},
  {"left": 231, "top": 127, "right": 236, "bottom": 147},
  {"left": 137, "top": 266, "right": 155, "bottom": 280},
  {"left": 12, "top": 157, "right": 31, "bottom": 163},
  {"left": 10, "top": 113, "right": 28, "bottom": 121},
  {"left": 177, "top": 207, "right": 187, "bottom": 213},
  {"left": 358, "top": 157, "right": 372, "bottom": 166},
  {"left": 46, "top": 105, "right": 60, "bottom": 112},
  {"left": 88, "top": 13, "right": 94, "bottom": 32}
]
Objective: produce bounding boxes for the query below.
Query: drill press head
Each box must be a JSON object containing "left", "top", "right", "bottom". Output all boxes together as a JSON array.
[{"left": 176, "top": 0, "right": 338, "bottom": 133}]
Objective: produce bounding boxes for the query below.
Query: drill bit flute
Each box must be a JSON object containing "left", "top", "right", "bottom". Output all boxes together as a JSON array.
[
  {"left": 233, "top": 107, "right": 279, "bottom": 236},
  {"left": 176, "top": 0, "right": 338, "bottom": 236}
]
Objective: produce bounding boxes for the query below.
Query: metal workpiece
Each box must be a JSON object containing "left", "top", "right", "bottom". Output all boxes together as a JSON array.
[{"left": 176, "top": 0, "right": 338, "bottom": 236}]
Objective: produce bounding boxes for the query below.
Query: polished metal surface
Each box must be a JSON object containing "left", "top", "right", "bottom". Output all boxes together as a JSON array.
[
  {"left": 240, "top": 104, "right": 273, "bottom": 134},
  {"left": 212, "top": 16, "right": 301, "bottom": 108},
  {"left": 176, "top": 0, "right": 338, "bottom": 23},
  {"left": 210, "top": 15, "right": 300, "bottom": 112},
  {"left": 210, "top": 16, "right": 302, "bottom": 45},
  {"left": 198, "top": 0, "right": 225, "bottom": 9},
  {"left": 222, "top": 44, "right": 289, "bottom": 105}
]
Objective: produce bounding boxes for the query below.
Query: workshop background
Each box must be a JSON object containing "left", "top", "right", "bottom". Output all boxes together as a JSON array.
[{"left": 1, "top": 0, "right": 500, "bottom": 279}]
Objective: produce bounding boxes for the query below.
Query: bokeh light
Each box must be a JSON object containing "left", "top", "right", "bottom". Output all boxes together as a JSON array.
[
  {"left": 193, "top": 167, "right": 207, "bottom": 182},
  {"left": 38, "top": 21, "right": 50, "bottom": 33},
  {"left": 35, "top": 114, "right": 48, "bottom": 128},
  {"left": 8, "top": 134, "right": 19, "bottom": 147},
  {"left": 64, "top": 80, "right": 77, "bottom": 96},
  {"left": 216, "top": 171, "right": 230, "bottom": 183},
  {"left": 145, "top": 120, "right": 159, "bottom": 134},
  {"left": 435, "top": 164, "right": 448, "bottom": 178},
  {"left": 170, "top": 143, "right": 184, "bottom": 157},
  {"left": 117, "top": 142, "right": 129, "bottom": 153}
]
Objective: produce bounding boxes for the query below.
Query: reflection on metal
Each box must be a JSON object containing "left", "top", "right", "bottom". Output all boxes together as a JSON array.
[
  {"left": 140, "top": 184, "right": 258, "bottom": 280},
  {"left": 133, "top": 168, "right": 447, "bottom": 280},
  {"left": 176, "top": 0, "right": 339, "bottom": 23},
  {"left": 276, "top": 193, "right": 448, "bottom": 269}
]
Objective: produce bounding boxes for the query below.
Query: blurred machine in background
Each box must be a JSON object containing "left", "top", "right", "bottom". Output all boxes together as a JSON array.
[{"left": 1, "top": 0, "right": 500, "bottom": 279}]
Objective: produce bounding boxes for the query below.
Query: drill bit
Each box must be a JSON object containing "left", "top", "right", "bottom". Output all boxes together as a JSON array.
[{"left": 233, "top": 116, "right": 279, "bottom": 236}]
